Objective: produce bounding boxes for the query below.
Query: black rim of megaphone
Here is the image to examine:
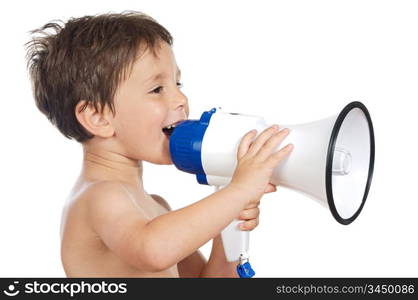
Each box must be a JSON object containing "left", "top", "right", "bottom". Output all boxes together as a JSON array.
[{"left": 325, "top": 101, "right": 375, "bottom": 225}]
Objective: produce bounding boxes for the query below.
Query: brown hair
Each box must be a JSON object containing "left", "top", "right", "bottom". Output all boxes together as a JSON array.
[{"left": 25, "top": 11, "right": 173, "bottom": 142}]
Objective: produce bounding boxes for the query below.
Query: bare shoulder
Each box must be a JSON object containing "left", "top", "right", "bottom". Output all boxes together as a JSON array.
[
  {"left": 80, "top": 181, "right": 132, "bottom": 204},
  {"left": 76, "top": 181, "right": 141, "bottom": 218},
  {"left": 76, "top": 180, "right": 150, "bottom": 238},
  {"left": 149, "top": 194, "right": 172, "bottom": 211}
]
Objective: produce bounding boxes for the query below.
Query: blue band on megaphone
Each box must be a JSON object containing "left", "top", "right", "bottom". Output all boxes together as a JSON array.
[{"left": 169, "top": 108, "right": 217, "bottom": 181}]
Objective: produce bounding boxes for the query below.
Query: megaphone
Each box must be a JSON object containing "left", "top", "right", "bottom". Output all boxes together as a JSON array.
[{"left": 168, "top": 101, "right": 375, "bottom": 277}]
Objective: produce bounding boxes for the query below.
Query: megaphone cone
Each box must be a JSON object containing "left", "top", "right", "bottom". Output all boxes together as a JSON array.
[{"left": 272, "top": 101, "right": 375, "bottom": 225}]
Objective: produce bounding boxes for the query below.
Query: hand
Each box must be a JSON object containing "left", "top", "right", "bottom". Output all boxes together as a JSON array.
[
  {"left": 238, "top": 201, "right": 260, "bottom": 231},
  {"left": 228, "top": 125, "right": 293, "bottom": 206},
  {"left": 237, "top": 183, "right": 277, "bottom": 231}
]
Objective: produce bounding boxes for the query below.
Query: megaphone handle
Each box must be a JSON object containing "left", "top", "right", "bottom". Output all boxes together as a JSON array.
[
  {"left": 221, "top": 219, "right": 250, "bottom": 261},
  {"left": 215, "top": 186, "right": 255, "bottom": 278}
]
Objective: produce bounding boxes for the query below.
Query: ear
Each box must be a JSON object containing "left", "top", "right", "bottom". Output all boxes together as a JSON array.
[{"left": 75, "top": 101, "right": 115, "bottom": 138}]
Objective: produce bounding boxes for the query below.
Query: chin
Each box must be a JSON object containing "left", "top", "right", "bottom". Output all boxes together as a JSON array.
[
  {"left": 148, "top": 154, "right": 173, "bottom": 165},
  {"left": 163, "top": 157, "right": 174, "bottom": 165},
  {"left": 154, "top": 159, "right": 173, "bottom": 165}
]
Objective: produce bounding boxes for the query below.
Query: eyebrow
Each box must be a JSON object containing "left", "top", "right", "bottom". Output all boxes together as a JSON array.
[{"left": 144, "top": 68, "right": 182, "bottom": 83}]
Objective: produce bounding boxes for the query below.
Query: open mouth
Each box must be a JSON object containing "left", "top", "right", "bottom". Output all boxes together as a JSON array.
[{"left": 162, "top": 120, "right": 184, "bottom": 137}]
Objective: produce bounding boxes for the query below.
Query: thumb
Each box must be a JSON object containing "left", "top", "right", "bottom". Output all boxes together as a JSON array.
[{"left": 264, "top": 183, "right": 277, "bottom": 194}]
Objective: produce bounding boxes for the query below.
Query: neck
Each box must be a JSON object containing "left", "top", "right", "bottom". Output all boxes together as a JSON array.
[{"left": 80, "top": 143, "right": 144, "bottom": 192}]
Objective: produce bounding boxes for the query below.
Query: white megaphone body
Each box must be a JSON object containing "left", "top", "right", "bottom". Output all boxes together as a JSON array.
[{"left": 168, "top": 101, "right": 375, "bottom": 277}]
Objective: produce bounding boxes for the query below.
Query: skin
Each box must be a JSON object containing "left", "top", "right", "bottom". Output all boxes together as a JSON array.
[{"left": 60, "top": 41, "right": 293, "bottom": 277}]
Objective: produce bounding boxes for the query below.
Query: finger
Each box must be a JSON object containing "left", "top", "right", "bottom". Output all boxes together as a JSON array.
[
  {"left": 246, "top": 125, "right": 280, "bottom": 157},
  {"left": 264, "top": 183, "right": 277, "bottom": 193},
  {"left": 239, "top": 218, "right": 259, "bottom": 231},
  {"left": 266, "top": 143, "right": 294, "bottom": 167},
  {"left": 257, "top": 128, "right": 290, "bottom": 161},
  {"left": 238, "top": 207, "right": 260, "bottom": 220},
  {"left": 245, "top": 200, "right": 260, "bottom": 209},
  {"left": 237, "top": 129, "right": 257, "bottom": 160}
]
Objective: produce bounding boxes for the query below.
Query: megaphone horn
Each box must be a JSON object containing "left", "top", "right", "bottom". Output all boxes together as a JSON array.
[{"left": 168, "top": 101, "right": 375, "bottom": 268}]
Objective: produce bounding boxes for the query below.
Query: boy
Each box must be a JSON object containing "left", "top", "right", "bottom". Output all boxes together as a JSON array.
[{"left": 26, "top": 11, "right": 293, "bottom": 277}]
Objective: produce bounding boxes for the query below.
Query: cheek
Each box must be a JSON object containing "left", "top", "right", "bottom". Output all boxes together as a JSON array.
[
  {"left": 116, "top": 109, "right": 142, "bottom": 136},
  {"left": 113, "top": 105, "right": 167, "bottom": 155},
  {"left": 116, "top": 110, "right": 160, "bottom": 141}
]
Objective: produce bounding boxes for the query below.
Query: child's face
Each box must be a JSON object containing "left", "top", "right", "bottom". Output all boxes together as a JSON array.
[{"left": 111, "top": 42, "right": 189, "bottom": 165}]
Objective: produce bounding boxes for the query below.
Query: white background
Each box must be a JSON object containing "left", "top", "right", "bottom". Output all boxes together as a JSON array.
[{"left": 0, "top": 0, "right": 417, "bottom": 277}]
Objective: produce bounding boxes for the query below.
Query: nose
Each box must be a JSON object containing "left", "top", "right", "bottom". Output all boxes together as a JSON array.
[{"left": 172, "top": 89, "right": 189, "bottom": 117}]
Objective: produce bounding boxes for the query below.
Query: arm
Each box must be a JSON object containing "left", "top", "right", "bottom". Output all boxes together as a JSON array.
[
  {"left": 199, "top": 234, "right": 238, "bottom": 277},
  {"left": 177, "top": 234, "right": 239, "bottom": 278},
  {"left": 151, "top": 194, "right": 262, "bottom": 278},
  {"left": 86, "top": 181, "right": 249, "bottom": 273},
  {"left": 151, "top": 194, "right": 207, "bottom": 277},
  {"left": 152, "top": 194, "right": 237, "bottom": 277}
]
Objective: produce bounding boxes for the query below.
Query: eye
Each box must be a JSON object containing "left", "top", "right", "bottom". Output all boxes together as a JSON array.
[
  {"left": 150, "top": 86, "right": 163, "bottom": 94},
  {"left": 177, "top": 82, "right": 183, "bottom": 89}
]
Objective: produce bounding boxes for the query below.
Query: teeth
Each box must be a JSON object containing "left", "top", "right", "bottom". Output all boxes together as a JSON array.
[
  {"left": 163, "top": 122, "right": 180, "bottom": 130},
  {"left": 162, "top": 122, "right": 180, "bottom": 137}
]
